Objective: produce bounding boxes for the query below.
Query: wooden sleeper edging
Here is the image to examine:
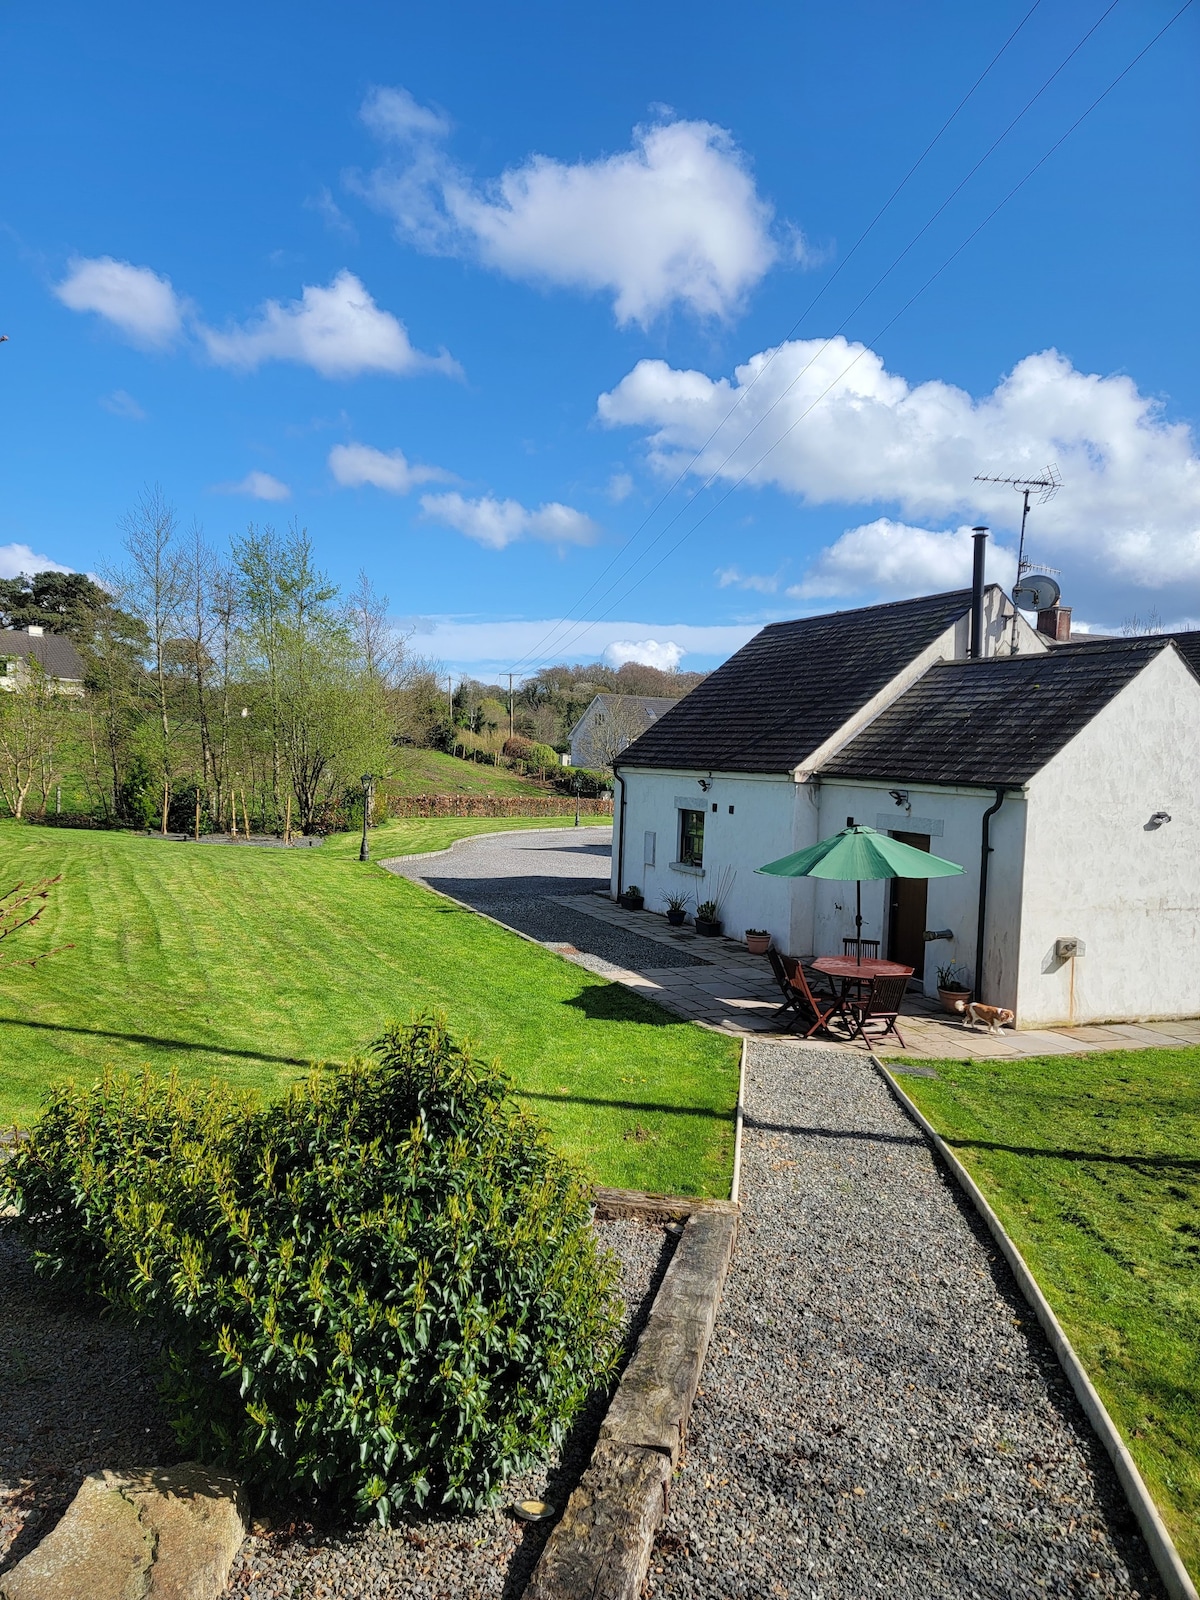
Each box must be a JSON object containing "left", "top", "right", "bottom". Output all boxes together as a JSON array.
[{"left": 525, "top": 1195, "right": 738, "bottom": 1600}]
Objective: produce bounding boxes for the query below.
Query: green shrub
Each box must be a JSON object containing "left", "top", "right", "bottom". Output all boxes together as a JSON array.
[
  {"left": 1, "top": 1017, "right": 622, "bottom": 1521},
  {"left": 527, "top": 742, "right": 560, "bottom": 775}
]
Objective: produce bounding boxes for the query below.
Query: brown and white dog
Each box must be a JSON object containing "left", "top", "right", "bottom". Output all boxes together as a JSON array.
[{"left": 953, "top": 999, "right": 1015, "bottom": 1035}]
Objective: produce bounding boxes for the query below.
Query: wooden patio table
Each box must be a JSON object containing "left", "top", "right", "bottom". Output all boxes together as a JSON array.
[
  {"left": 811, "top": 955, "right": 913, "bottom": 983},
  {"left": 810, "top": 954, "right": 915, "bottom": 1017}
]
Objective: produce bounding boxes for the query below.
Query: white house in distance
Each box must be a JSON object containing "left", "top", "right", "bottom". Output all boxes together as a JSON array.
[
  {"left": 611, "top": 563, "right": 1200, "bottom": 1029},
  {"left": 567, "top": 693, "right": 680, "bottom": 769},
  {"left": 0, "top": 626, "right": 86, "bottom": 694}
]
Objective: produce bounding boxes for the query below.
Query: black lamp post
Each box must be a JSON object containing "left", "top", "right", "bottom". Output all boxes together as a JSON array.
[
  {"left": 573, "top": 774, "right": 581, "bottom": 828},
  {"left": 359, "top": 773, "right": 374, "bottom": 862}
]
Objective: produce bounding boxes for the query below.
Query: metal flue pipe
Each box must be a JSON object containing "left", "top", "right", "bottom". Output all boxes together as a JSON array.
[{"left": 969, "top": 527, "right": 988, "bottom": 658}]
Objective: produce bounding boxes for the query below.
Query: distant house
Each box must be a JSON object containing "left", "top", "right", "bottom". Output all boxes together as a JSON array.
[
  {"left": 0, "top": 627, "right": 86, "bottom": 695},
  {"left": 567, "top": 693, "right": 681, "bottom": 770},
  {"left": 612, "top": 569, "right": 1200, "bottom": 1030}
]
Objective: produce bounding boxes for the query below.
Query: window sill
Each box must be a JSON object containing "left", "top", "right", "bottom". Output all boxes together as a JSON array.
[{"left": 670, "top": 861, "right": 705, "bottom": 876}]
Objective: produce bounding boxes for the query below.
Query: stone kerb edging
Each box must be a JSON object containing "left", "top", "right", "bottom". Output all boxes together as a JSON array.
[
  {"left": 872, "top": 1056, "right": 1198, "bottom": 1600},
  {"left": 525, "top": 1190, "right": 739, "bottom": 1600}
]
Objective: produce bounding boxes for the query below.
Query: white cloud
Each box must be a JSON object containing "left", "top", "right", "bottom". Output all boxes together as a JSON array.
[
  {"left": 0, "top": 543, "right": 72, "bottom": 580},
  {"left": 602, "top": 638, "right": 685, "bottom": 671},
  {"left": 606, "top": 471, "right": 635, "bottom": 503},
  {"left": 599, "top": 341, "right": 1200, "bottom": 601},
  {"left": 420, "top": 492, "right": 600, "bottom": 551},
  {"left": 791, "top": 521, "right": 1018, "bottom": 602},
  {"left": 361, "top": 85, "right": 452, "bottom": 142},
  {"left": 358, "top": 91, "right": 780, "bottom": 325},
  {"left": 716, "top": 566, "right": 779, "bottom": 593},
  {"left": 212, "top": 471, "right": 291, "bottom": 502},
  {"left": 200, "top": 271, "right": 460, "bottom": 379},
  {"left": 396, "top": 614, "right": 758, "bottom": 677},
  {"left": 100, "top": 388, "right": 146, "bottom": 420},
  {"left": 305, "top": 186, "right": 357, "bottom": 240},
  {"left": 328, "top": 442, "right": 451, "bottom": 494},
  {"left": 55, "top": 256, "right": 184, "bottom": 348}
]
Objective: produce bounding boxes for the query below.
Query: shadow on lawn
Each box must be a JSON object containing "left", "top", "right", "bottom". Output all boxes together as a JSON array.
[
  {"left": 564, "top": 985, "right": 678, "bottom": 1025},
  {"left": 946, "top": 1135, "right": 1200, "bottom": 1171},
  {"left": 0, "top": 1016, "right": 318, "bottom": 1069},
  {"left": 521, "top": 1090, "right": 730, "bottom": 1120}
]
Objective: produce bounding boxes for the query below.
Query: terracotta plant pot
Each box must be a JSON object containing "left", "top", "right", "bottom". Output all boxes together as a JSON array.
[
  {"left": 745, "top": 931, "right": 771, "bottom": 955},
  {"left": 938, "top": 986, "right": 972, "bottom": 1015},
  {"left": 695, "top": 917, "right": 722, "bottom": 938},
  {"left": 666, "top": 909, "right": 687, "bottom": 927}
]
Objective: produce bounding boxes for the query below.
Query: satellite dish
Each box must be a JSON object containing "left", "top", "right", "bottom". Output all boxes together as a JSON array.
[{"left": 1013, "top": 573, "right": 1061, "bottom": 612}]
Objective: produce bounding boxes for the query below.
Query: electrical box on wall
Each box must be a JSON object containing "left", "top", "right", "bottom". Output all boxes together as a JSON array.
[
  {"left": 1055, "top": 937, "right": 1085, "bottom": 961},
  {"left": 643, "top": 830, "right": 656, "bottom": 866}
]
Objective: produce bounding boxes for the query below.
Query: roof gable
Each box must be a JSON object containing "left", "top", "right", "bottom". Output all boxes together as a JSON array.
[
  {"left": 616, "top": 588, "right": 976, "bottom": 774},
  {"left": 0, "top": 629, "right": 86, "bottom": 680},
  {"left": 821, "top": 637, "right": 1174, "bottom": 788}
]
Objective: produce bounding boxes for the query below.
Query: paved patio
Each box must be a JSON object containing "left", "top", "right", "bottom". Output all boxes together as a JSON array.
[{"left": 553, "top": 893, "right": 1200, "bottom": 1059}]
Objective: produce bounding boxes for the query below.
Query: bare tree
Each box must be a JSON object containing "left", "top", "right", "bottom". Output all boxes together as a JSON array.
[
  {"left": 115, "top": 487, "right": 187, "bottom": 831},
  {"left": 587, "top": 697, "right": 655, "bottom": 771}
]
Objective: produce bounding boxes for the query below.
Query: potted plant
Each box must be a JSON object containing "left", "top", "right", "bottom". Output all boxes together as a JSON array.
[
  {"left": 936, "top": 962, "right": 972, "bottom": 1014},
  {"left": 619, "top": 884, "right": 644, "bottom": 911},
  {"left": 745, "top": 928, "right": 771, "bottom": 955},
  {"left": 663, "top": 890, "right": 690, "bottom": 927},
  {"left": 694, "top": 866, "right": 736, "bottom": 938}
]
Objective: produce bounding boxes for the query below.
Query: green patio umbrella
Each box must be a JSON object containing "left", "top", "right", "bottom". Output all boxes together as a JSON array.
[{"left": 756, "top": 823, "right": 964, "bottom": 963}]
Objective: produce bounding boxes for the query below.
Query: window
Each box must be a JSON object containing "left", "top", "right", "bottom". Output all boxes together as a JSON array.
[{"left": 679, "top": 808, "right": 705, "bottom": 867}]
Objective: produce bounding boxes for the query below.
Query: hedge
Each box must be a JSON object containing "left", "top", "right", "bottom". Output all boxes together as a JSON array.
[{"left": 1, "top": 1017, "right": 623, "bottom": 1521}]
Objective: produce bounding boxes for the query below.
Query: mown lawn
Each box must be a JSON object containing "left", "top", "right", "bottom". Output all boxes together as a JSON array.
[
  {"left": 0, "top": 817, "right": 738, "bottom": 1196},
  {"left": 898, "top": 1048, "right": 1200, "bottom": 1578}
]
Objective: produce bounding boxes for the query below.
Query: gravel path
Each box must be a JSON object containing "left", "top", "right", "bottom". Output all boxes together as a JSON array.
[
  {"left": 383, "top": 826, "right": 706, "bottom": 972},
  {"left": 645, "top": 1042, "right": 1163, "bottom": 1598},
  {"left": 224, "top": 1217, "right": 676, "bottom": 1599},
  {"left": 0, "top": 1218, "right": 180, "bottom": 1573}
]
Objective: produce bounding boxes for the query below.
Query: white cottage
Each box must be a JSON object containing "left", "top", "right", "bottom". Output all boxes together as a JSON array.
[{"left": 612, "top": 577, "right": 1200, "bottom": 1029}]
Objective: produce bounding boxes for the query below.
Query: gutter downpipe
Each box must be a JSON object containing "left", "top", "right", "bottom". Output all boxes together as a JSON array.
[
  {"left": 613, "top": 766, "right": 627, "bottom": 901},
  {"left": 975, "top": 786, "right": 1006, "bottom": 1002}
]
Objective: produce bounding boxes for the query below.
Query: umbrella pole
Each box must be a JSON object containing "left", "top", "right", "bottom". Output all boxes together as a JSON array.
[{"left": 855, "top": 879, "right": 862, "bottom": 964}]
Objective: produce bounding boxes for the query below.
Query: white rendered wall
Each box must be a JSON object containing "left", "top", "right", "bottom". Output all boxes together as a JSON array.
[
  {"left": 810, "top": 780, "right": 1027, "bottom": 1004},
  {"left": 613, "top": 765, "right": 1031, "bottom": 1004},
  {"left": 611, "top": 769, "right": 809, "bottom": 949},
  {"left": 1016, "top": 647, "right": 1200, "bottom": 1026}
]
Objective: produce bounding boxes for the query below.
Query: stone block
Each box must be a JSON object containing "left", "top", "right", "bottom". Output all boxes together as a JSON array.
[{"left": 1, "top": 1464, "right": 247, "bottom": 1600}]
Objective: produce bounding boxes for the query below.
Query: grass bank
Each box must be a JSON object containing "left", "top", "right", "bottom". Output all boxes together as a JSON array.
[
  {"left": 386, "top": 747, "right": 547, "bottom": 797},
  {"left": 898, "top": 1048, "right": 1199, "bottom": 1577},
  {"left": 0, "top": 817, "right": 739, "bottom": 1196}
]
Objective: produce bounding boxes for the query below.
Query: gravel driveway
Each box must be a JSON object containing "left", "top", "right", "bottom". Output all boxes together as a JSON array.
[
  {"left": 644, "top": 1042, "right": 1163, "bottom": 1598},
  {"left": 383, "top": 826, "right": 705, "bottom": 971}
]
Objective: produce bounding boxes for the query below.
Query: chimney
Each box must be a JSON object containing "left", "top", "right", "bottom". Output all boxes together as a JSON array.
[
  {"left": 969, "top": 527, "right": 988, "bottom": 658},
  {"left": 1037, "top": 605, "right": 1072, "bottom": 643},
  {"left": 26, "top": 625, "right": 44, "bottom": 637}
]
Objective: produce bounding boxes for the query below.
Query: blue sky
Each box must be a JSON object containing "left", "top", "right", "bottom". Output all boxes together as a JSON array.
[{"left": 1, "top": 0, "right": 1197, "bottom": 677}]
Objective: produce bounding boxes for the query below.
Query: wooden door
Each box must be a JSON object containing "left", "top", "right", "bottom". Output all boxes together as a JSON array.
[{"left": 887, "top": 831, "right": 929, "bottom": 974}]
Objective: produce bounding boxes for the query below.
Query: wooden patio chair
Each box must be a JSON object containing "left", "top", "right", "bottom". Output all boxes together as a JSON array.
[
  {"left": 766, "top": 948, "right": 846, "bottom": 1039},
  {"left": 846, "top": 972, "right": 911, "bottom": 1049},
  {"left": 842, "top": 937, "right": 881, "bottom": 960}
]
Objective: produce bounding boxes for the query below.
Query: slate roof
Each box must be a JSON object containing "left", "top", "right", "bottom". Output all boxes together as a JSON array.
[
  {"left": 0, "top": 629, "right": 85, "bottom": 680},
  {"left": 821, "top": 637, "right": 1176, "bottom": 788},
  {"left": 615, "top": 588, "right": 978, "bottom": 774}
]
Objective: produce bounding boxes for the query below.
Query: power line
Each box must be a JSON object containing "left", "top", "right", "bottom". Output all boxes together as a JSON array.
[
  {"left": 511, "top": 0, "right": 1125, "bottom": 676},
  {"left": 503, "top": 0, "right": 1048, "bottom": 676},
  {"left": 524, "top": 0, "right": 1194, "bottom": 668}
]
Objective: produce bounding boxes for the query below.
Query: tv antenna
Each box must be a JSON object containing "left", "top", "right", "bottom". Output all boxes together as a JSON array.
[{"left": 974, "top": 465, "right": 1061, "bottom": 650}]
